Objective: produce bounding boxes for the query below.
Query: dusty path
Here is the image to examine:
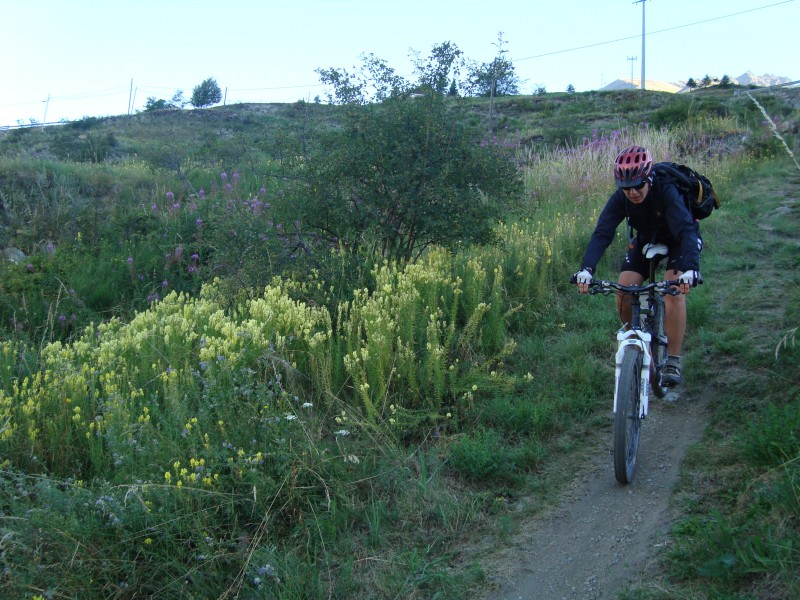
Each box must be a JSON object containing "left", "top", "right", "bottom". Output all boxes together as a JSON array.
[
  {"left": 485, "top": 390, "right": 708, "bottom": 599},
  {"left": 480, "top": 164, "right": 798, "bottom": 600}
]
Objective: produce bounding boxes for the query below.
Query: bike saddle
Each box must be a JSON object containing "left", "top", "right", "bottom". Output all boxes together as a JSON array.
[{"left": 642, "top": 243, "right": 668, "bottom": 260}]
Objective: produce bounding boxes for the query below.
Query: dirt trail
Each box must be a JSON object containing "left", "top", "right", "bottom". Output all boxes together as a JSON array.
[
  {"left": 485, "top": 390, "right": 709, "bottom": 599},
  {"left": 482, "top": 165, "right": 798, "bottom": 600}
]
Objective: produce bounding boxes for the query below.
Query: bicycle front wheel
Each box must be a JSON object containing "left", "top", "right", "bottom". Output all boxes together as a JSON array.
[{"left": 614, "top": 346, "right": 643, "bottom": 484}]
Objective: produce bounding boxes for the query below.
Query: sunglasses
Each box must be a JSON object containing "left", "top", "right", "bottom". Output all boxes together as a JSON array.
[{"left": 622, "top": 181, "right": 648, "bottom": 191}]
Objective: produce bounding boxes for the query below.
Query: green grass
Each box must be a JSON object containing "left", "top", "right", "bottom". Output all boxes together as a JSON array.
[{"left": 0, "top": 92, "right": 798, "bottom": 599}]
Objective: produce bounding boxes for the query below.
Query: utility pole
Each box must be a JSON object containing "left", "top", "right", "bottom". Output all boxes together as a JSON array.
[
  {"left": 488, "top": 32, "right": 505, "bottom": 135},
  {"left": 42, "top": 94, "right": 50, "bottom": 129},
  {"left": 634, "top": 0, "right": 649, "bottom": 90},
  {"left": 627, "top": 56, "right": 638, "bottom": 86}
]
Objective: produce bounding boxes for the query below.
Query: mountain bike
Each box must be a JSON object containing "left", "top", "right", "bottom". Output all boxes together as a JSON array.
[{"left": 572, "top": 244, "right": 685, "bottom": 483}]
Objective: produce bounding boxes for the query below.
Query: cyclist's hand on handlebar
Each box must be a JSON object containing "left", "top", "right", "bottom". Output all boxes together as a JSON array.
[
  {"left": 677, "top": 270, "right": 701, "bottom": 294},
  {"left": 573, "top": 268, "right": 593, "bottom": 294}
]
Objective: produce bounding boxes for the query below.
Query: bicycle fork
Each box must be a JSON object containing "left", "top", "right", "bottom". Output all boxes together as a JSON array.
[{"left": 613, "top": 329, "right": 652, "bottom": 418}]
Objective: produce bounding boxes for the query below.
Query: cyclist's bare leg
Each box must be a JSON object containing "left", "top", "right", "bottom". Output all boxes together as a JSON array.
[
  {"left": 664, "top": 268, "right": 686, "bottom": 355},
  {"left": 616, "top": 270, "right": 645, "bottom": 327}
]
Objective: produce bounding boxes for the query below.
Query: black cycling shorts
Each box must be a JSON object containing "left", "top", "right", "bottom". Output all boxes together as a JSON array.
[{"left": 621, "top": 235, "right": 703, "bottom": 277}]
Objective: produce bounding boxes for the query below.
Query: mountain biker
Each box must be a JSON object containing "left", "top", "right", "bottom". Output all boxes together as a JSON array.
[{"left": 573, "top": 145, "right": 702, "bottom": 386}]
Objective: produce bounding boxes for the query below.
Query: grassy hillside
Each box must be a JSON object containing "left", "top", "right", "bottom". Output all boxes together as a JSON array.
[
  {"left": 2, "top": 87, "right": 790, "bottom": 163},
  {"left": 0, "top": 87, "right": 797, "bottom": 599}
]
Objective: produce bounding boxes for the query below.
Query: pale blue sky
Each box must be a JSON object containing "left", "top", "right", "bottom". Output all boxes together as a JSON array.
[{"left": 1, "top": 0, "right": 797, "bottom": 127}]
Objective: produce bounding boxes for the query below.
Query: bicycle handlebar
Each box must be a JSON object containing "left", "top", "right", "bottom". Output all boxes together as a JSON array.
[
  {"left": 584, "top": 279, "right": 682, "bottom": 296},
  {"left": 569, "top": 274, "right": 703, "bottom": 293}
]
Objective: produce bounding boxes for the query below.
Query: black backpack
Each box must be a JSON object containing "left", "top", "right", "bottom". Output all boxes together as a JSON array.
[{"left": 654, "top": 162, "right": 720, "bottom": 221}]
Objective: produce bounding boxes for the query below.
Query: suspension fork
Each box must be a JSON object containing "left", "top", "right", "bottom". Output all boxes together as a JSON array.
[{"left": 614, "top": 329, "right": 652, "bottom": 418}]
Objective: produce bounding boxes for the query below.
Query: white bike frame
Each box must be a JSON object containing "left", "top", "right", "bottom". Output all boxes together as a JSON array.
[
  {"left": 611, "top": 242, "right": 668, "bottom": 419},
  {"left": 613, "top": 328, "right": 652, "bottom": 419}
]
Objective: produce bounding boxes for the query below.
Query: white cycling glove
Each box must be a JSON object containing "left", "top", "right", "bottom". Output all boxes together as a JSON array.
[
  {"left": 574, "top": 268, "right": 593, "bottom": 285},
  {"left": 677, "top": 270, "right": 700, "bottom": 287}
]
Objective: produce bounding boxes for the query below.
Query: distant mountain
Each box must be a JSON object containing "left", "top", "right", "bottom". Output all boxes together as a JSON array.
[
  {"left": 600, "top": 79, "right": 683, "bottom": 93},
  {"left": 599, "top": 72, "right": 794, "bottom": 94},
  {"left": 732, "top": 71, "right": 793, "bottom": 87}
]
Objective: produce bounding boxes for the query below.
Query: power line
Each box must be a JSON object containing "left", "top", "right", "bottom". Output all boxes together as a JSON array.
[
  {"left": 226, "top": 83, "right": 326, "bottom": 92},
  {"left": 1, "top": 0, "right": 793, "bottom": 120},
  {"left": 0, "top": 82, "right": 323, "bottom": 110},
  {"left": 513, "top": 0, "right": 795, "bottom": 62},
  {"left": 51, "top": 87, "right": 130, "bottom": 101},
  {"left": 0, "top": 87, "right": 130, "bottom": 109},
  {"left": 121, "top": 82, "right": 325, "bottom": 95}
]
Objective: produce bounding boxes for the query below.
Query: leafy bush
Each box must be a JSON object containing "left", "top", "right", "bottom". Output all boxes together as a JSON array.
[
  {"left": 144, "top": 90, "right": 185, "bottom": 111},
  {"left": 190, "top": 77, "right": 222, "bottom": 108},
  {"left": 467, "top": 56, "right": 520, "bottom": 97},
  {"left": 288, "top": 94, "right": 523, "bottom": 263}
]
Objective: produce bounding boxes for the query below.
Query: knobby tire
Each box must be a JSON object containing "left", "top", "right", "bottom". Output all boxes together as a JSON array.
[{"left": 614, "top": 347, "right": 643, "bottom": 484}]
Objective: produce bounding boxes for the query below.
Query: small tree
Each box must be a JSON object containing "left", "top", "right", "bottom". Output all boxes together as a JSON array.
[
  {"left": 465, "top": 33, "right": 520, "bottom": 98},
  {"left": 448, "top": 79, "right": 459, "bottom": 96},
  {"left": 190, "top": 78, "right": 222, "bottom": 108},
  {"left": 143, "top": 90, "right": 185, "bottom": 112},
  {"left": 686, "top": 78, "right": 698, "bottom": 90},
  {"left": 170, "top": 90, "right": 186, "bottom": 108},
  {"left": 566, "top": 84, "right": 576, "bottom": 93},
  {"left": 412, "top": 41, "right": 463, "bottom": 96},
  {"left": 144, "top": 97, "right": 170, "bottom": 111},
  {"left": 317, "top": 54, "right": 406, "bottom": 104},
  {"left": 719, "top": 74, "right": 732, "bottom": 88},
  {"left": 293, "top": 45, "right": 524, "bottom": 263},
  {"left": 466, "top": 55, "right": 520, "bottom": 97}
]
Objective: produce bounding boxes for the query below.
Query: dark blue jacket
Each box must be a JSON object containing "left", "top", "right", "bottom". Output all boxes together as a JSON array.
[{"left": 580, "top": 176, "right": 701, "bottom": 273}]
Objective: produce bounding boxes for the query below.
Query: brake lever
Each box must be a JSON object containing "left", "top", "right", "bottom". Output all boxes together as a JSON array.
[{"left": 589, "top": 282, "right": 613, "bottom": 296}]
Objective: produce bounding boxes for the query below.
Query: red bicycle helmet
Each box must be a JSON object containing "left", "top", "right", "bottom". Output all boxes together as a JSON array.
[{"left": 613, "top": 145, "right": 653, "bottom": 188}]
